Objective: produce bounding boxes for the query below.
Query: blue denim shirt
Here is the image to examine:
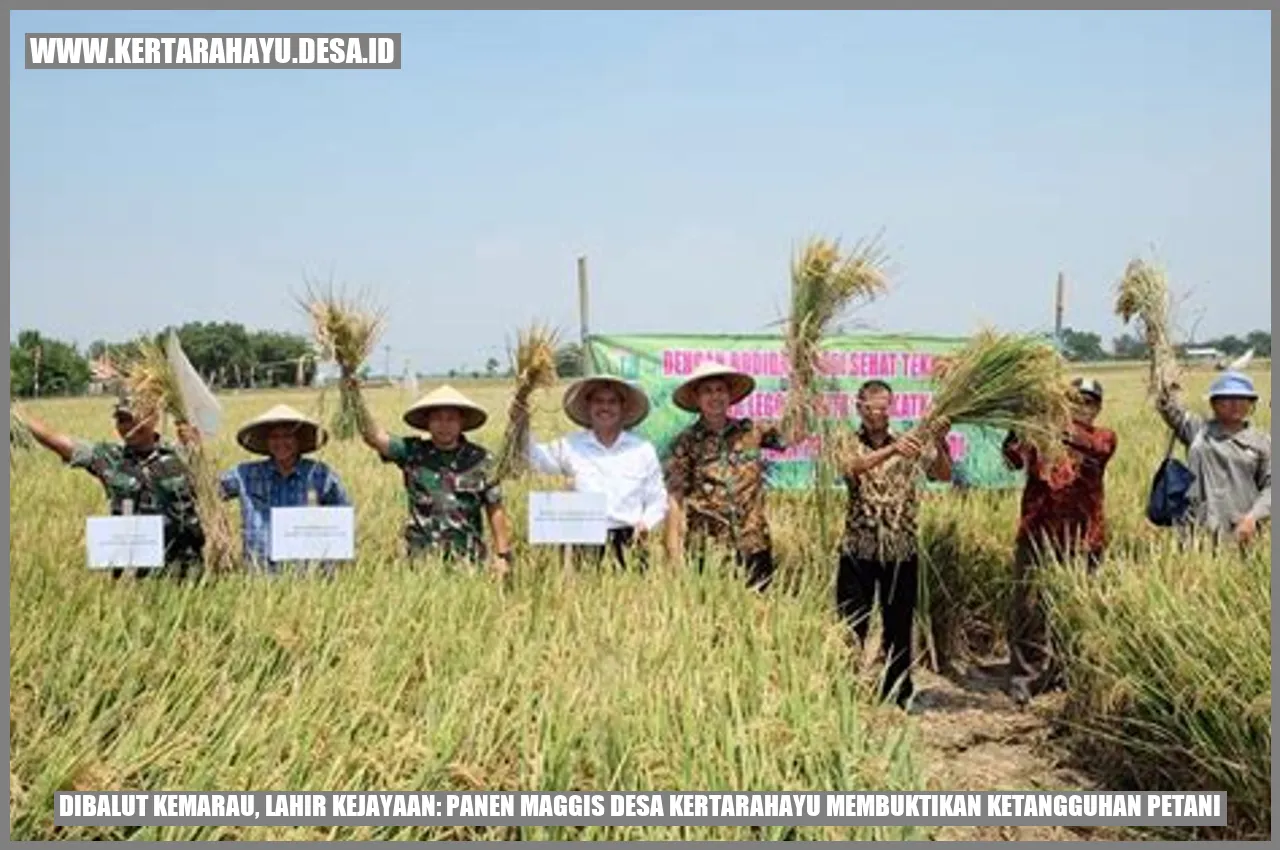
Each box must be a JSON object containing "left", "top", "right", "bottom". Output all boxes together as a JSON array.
[{"left": 219, "top": 458, "right": 351, "bottom": 568}]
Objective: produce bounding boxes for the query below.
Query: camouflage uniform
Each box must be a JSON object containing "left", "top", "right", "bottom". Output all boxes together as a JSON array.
[
  {"left": 664, "top": 418, "right": 784, "bottom": 587},
  {"left": 68, "top": 439, "right": 205, "bottom": 579},
  {"left": 383, "top": 435, "right": 502, "bottom": 563}
]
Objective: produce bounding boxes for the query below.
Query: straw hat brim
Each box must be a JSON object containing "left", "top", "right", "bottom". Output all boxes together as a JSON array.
[
  {"left": 672, "top": 370, "right": 755, "bottom": 413},
  {"left": 236, "top": 412, "right": 327, "bottom": 456},
  {"left": 404, "top": 402, "right": 488, "bottom": 432},
  {"left": 563, "top": 376, "right": 650, "bottom": 429}
]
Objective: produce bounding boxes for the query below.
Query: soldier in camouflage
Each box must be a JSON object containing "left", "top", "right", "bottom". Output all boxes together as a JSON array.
[
  {"left": 18, "top": 397, "right": 205, "bottom": 579},
  {"left": 664, "top": 361, "right": 784, "bottom": 590},
  {"left": 348, "top": 380, "right": 513, "bottom": 572}
]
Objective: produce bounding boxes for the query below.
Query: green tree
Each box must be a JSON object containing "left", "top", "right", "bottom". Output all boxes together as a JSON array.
[
  {"left": 485, "top": 356, "right": 500, "bottom": 378},
  {"left": 1111, "top": 334, "right": 1148, "bottom": 360},
  {"left": 1060, "top": 327, "right": 1106, "bottom": 362},
  {"left": 555, "top": 343, "right": 585, "bottom": 378},
  {"left": 10, "top": 330, "right": 91, "bottom": 397}
]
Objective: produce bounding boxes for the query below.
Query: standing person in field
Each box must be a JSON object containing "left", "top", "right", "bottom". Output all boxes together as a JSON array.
[
  {"left": 663, "top": 361, "right": 784, "bottom": 590},
  {"left": 526, "top": 375, "right": 667, "bottom": 570},
  {"left": 835, "top": 379, "right": 952, "bottom": 710},
  {"left": 1001, "top": 377, "right": 1117, "bottom": 708},
  {"left": 179, "top": 405, "right": 351, "bottom": 576},
  {"left": 17, "top": 396, "right": 205, "bottom": 579},
  {"left": 348, "top": 380, "right": 514, "bottom": 574},
  {"left": 1156, "top": 370, "right": 1270, "bottom": 545}
]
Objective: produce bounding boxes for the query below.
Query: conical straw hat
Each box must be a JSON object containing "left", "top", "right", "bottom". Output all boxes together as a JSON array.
[
  {"left": 562, "top": 376, "right": 650, "bottom": 429},
  {"left": 672, "top": 361, "right": 756, "bottom": 413},
  {"left": 236, "top": 404, "right": 327, "bottom": 456},
  {"left": 403, "top": 385, "right": 488, "bottom": 432}
]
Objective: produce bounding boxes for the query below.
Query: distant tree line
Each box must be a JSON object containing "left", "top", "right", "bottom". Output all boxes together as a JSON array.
[
  {"left": 1059, "top": 328, "right": 1271, "bottom": 363},
  {"left": 10, "top": 322, "right": 317, "bottom": 398}
]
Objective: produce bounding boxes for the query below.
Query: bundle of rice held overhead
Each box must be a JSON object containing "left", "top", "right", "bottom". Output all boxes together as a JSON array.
[
  {"left": 121, "top": 339, "right": 238, "bottom": 574},
  {"left": 495, "top": 323, "right": 560, "bottom": 480},
  {"left": 780, "top": 235, "right": 890, "bottom": 444},
  {"left": 300, "top": 282, "right": 387, "bottom": 440},
  {"left": 1115, "top": 257, "right": 1178, "bottom": 392},
  {"left": 921, "top": 329, "right": 1075, "bottom": 460}
]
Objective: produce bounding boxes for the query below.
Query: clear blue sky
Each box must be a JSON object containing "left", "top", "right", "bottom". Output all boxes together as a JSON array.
[{"left": 10, "top": 10, "right": 1271, "bottom": 374}]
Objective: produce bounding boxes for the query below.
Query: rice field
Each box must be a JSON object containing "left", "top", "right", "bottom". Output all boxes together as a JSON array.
[{"left": 8, "top": 361, "right": 1272, "bottom": 840}]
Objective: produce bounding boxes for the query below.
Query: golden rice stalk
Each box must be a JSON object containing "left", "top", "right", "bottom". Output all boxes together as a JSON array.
[
  {"left": 1115, "top": 257, "right": 1179, "bottom": 393},
  {"left": 119, "top": 340, "right": 239, "bottom": 575},
  {"left": 781, "top": 234, "right": 890, "bottom": 445},
  {"left": 922, "top": 328, "right": 1075, "bottom": 461},
  {"left": 298, "top": 279, "right": 387, "bottom": 440},
  {"left": 495, "top": 323, "right": 561, "bottom": 480},
  {"left": 120, "top": 339, "right": 185, "bottom": 426}
]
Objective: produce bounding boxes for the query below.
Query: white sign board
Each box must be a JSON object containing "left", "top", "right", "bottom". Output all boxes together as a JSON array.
[
  {"left": 270, "top": 507, "right": 355, "bottom": 562},
  {"left": 86, "top": 516, "right": 165, "bottom": 569},
  {"left": 528, "top": 491, "right": 609, "bottom": 545}
]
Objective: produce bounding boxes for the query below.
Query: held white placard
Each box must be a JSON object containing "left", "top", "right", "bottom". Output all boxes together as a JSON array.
[
  {"left": 86, "top": 515, "right": 165, "bottom": 569},
  {"left": 528, "top": 491, "right": 609, "bottom": 545},
  {"left": 269, "top": 507, "right": 355, "bottom": 562}
]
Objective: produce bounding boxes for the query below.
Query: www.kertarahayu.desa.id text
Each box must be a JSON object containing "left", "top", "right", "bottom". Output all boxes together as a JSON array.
[{"left": 27, "top": 35, "right": 399, "bottom": 67}]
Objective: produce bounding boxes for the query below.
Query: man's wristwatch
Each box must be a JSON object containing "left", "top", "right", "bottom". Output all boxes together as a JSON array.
[{"left": 496, "top": 551, "right": 513, "bottom": 563}]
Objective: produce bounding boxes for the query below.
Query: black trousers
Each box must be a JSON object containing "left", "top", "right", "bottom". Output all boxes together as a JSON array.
[
  {"left": 693, "top": 545, "right": 776, "bottom": 591},
  {"left": 836, "top": 552, "right": 919, "bottom": 706},
  {"left": 577, "top": 528, "right": 649, "bottom": 572}
]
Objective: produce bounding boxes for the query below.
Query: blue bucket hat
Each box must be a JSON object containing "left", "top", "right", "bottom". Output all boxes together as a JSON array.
[{"left": 1208, "top": 371, "right": 1258, "bottom": 400}]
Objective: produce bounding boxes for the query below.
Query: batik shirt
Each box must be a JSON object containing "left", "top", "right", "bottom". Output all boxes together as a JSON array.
[
  {"left": 383, "top": 436, "right": 502, "bottom": 561},
  {"left": 219, "top": 458, "right": 351, "bottom": 566},
  {"left": 837, "top": 428, "right": 939, "bottom": 564},
  {"left": 1003, "top": 422, "right": 1117, "bottom": 557},
  {"left": 68, "top": 439, "right": 205, "bottom": 565},
  {"left": 664, "top": 418, "right": 784, "bottom": 557}
]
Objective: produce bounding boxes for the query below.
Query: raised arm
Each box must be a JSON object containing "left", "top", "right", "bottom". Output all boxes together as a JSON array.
[
  {"left": 15, "top": 408, "right": 77, "bottom": 463},
  {"left": 344, "top": 377, "right": 392, "bottom": 458},
  {"left": 1155, "top": 383, "right": 1205, "bottom": 448},
  {"left": 842, "top": 437, "right": 901, "bottom": 479},
  {"left": 924, "top": 426, "right": 953, "bottom": 483}
]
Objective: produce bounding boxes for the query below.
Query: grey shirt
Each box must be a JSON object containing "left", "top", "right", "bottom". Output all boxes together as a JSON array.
[{"left": 1157, "top": 388, "right": 1271, "bottom": 536}]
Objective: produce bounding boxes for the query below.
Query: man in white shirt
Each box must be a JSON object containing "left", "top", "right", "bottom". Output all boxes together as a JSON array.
[{"left": 527, "top": 375, "right": 668, "bottom": 569}]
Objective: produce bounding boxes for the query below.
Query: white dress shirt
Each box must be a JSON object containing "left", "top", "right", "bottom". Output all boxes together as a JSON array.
[{"left": 526, "top": 429, "right": 669, "bottom": 530}]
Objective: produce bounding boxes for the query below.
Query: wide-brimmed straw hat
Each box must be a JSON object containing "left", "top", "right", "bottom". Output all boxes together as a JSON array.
[
  {"left": 563, "top": 376, "right": 650, "bottom": 429},
  {"left": 237, "top": 404, "right": 328, "bottom": 456},
  {"left": 672, "top": 361, "right": 756, "bottom": 413},
  {"left": 403, "top": 385, "right": 488, "bottom": 432}
]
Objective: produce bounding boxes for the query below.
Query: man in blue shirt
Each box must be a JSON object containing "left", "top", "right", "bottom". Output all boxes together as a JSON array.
[{"left": 182, "top": 404, "right": 350, "bottom": 574}]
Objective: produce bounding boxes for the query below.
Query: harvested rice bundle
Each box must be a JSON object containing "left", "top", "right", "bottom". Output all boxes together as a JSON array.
[
  {"left": 300, "top": 281, "right": 387, "bottom": 440},
  {"left": 780, "top": 235, "right": 890, "bottom": 445},
  {"left": 494, "top": 323, "right": 561, "bottom": 480},
  {"left": 921, "top": 328, "right": 1075, "bottom": 460},
  {"left": 10, "top": 404, "right": 33, "bottom": 463},
  {"left": 121, "top": 336, "right": 238, "bottom": 574},
  {"left": 1115, "top": 257, "right": 1179, "bottom": 393}
]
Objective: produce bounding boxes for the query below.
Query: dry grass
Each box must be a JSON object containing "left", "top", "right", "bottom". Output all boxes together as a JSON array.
[
  {"left": 118, "top": 337, "right": 239, "bottom": 574},
  {"left": 494, "top": 323, "right": 561, "bottom": 481},
  {"left": 9, "top": 361, "right": 1272, "bottom": 839},
  {"left": 780, "top": 235, "right": 890, "bottom": 446},
  {"left": 923, "top": 328, "right": 1075, "bottom": 459},
  {"left": 1115, "top": 257, "right": 1179, "bottom": 393},
  {"left": 299, "top": 280, "right": 387, "bottom": 440}
]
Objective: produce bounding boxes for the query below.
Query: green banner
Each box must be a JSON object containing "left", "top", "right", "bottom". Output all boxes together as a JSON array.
[{"left": 586, "top": 333, "right": 1023, "bottom": 491}]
